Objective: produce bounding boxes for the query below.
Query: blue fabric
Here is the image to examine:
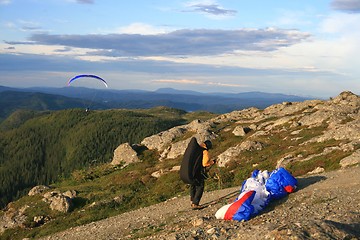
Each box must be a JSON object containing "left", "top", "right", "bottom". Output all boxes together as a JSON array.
[
  {"left": 265, "top": 167, "right": 297, "bottom": 200},
  {"left": 216, "top": 167, "right": 297, "bottom": 222},
  {"left": 232, "top": 191, "right": 256, "bottom": 221},
  {"left": 251, "top": 169, "right": 260, "bottom": 178}
]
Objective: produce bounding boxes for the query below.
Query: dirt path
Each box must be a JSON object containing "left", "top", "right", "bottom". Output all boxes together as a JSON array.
[{"left": 42, "top": 165, "right": 360, "bottom": 240}]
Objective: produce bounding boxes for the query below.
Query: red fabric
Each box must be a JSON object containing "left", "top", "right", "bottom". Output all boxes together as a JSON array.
[
  {"left": 224, "top": 191, "right": 255, "bottom": 220},
  {"left": 284, "top": 185, "right": 295, "bottom": 193}
]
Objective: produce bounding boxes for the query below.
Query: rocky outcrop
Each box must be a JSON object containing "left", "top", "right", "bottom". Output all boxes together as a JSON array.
[
  {"left": 0, "top": 205, "right": 28, "bottom": 234},
  {"left": 232, "top": 125, "right": 252, "bottom": 136},
  {"left": 340, "top": 149, "right": 360, "bottom": 168},
  {"left": 113, "top": 91, "right": 360, "bottom": 172},
  {"left": 111, "top": 143, "right": 140, "bottom": 167},
  {"left": 28, "top": 186, "right": 77, "bottom": 214},
  {"left": 0, "top": 187, "right": 78, "bottom": 233},
  {"left": 217, "top": 141, "right": 265, "bottom": 167},
  {"left": 43, "top": 191, "right": 75, "bottom": 213},
  {"left": 28, "top": 185, "right": 51, "bottom": 196},
  {"left": 110, "top": 143, "right": 140, "bottom": 167},
  {"left": 141, "top": 119, "right": 216, "bottom": 160},
  {"left": 141, "top": 126, "right": 187, "bottom": 151}
]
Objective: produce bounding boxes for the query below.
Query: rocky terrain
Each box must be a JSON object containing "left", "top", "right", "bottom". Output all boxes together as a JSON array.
[
  {"left": 2, "top": 91, "right": 360, "bottom": 239},
  {"left": 113, "top": 91, "right": 360, "bottom": 172},
  {"left": 42, "top": 91, "right": 360, "bottom": 240},
  {"left": 39, "top": 164, "right": 360, "bottom": 240}
]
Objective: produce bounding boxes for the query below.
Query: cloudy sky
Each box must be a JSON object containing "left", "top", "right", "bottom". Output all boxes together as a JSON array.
[{"left": 1, "top": 0, "right": 360, "bottom": 97}]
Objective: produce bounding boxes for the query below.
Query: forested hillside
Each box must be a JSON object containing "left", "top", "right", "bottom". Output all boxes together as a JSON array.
[
  {"left": 0, "top": 107, "right": 190, "bottom": 208},
  {"left": 0, "top": 91, "right": 91, "bottom": 121}
]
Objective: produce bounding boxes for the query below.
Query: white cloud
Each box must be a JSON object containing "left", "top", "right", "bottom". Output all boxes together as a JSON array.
[
  {"left": 319, "top": 12, "right": 360, "bottom": 34},
  {"left": 208, "top": 82, "right": 247, "bottom": 88},
  {"left": 116, "top": 23, "right": 171, "bottom": 35}
]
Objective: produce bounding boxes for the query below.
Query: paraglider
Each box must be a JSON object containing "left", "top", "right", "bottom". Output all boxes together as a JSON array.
[
  {"left": 66, "top": 74, "right": 109, "bottom": 111},
  {"left": 67, "top": 74, "right": 108, "bottom": 88}
]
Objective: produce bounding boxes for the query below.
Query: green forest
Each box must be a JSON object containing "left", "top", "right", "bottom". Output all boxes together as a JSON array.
[{"left": 0, "top": 107, "right": 188, "bottom": 208}]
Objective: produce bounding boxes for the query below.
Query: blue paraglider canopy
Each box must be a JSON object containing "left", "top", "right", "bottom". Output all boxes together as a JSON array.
[
  {"left": 216, "top": 167, "right": 297, "bottom": 222},
  {"left": 67, "top": 74, "right": 108, "bottom": 88}
]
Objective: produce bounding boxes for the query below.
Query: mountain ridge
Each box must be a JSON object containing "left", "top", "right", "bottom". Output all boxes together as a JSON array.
[{"left": 0, "top": 85, "right": 315, "bottom": 116}]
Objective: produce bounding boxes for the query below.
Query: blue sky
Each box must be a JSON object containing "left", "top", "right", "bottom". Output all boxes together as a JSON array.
[{"left": 1, "top": 0, "right": 360, "bottom": 98}]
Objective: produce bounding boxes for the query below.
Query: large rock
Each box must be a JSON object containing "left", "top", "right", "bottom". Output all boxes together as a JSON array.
[
  {"left": 141, "top": 119, "right": 216, "bottom": 160},
  {"left": 160, "top": 138, "right": 192, "bottom": 160},
  {"left": 111, "top": 143, "right": 140, "bottom": 167},
  {"left": 28, "top": 185, "right": 50, "bottom": 196},
  {"left": 217, "top": 140, "right": 265, "bottom": 167},
  {"left": 263, "top": 99, "right": 321, "bottom": 117},
  {"left": 141, "top": 126, "right": 187, "bottom": 151},
  {"left": 232, "top": 126, "right": 251, "bottom": 136},
  {"left": 49, "top": 195, "right": 72, "bottom": 213},
  {"left": 298, "top": 110, "right": 333, "bottom": 127},
  {"left": 331, "top": 91, "right": 360, "bottom": 107},
  {"left": 0, "top": 205, "right": 28, "bottom": 234},
  {"left": 312, "top": 119, "right": 360, "bottom": 143},
  {"left": 43, "top": 191, "right": 74, "bottom": 213},
  {"left": 214, "top": 107, "right": 262, "bottom": 123}
]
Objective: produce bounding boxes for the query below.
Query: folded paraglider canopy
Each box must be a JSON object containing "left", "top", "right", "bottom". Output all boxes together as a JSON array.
[{"left": 216, "top": 167, "right": 297, "bottom": 222}]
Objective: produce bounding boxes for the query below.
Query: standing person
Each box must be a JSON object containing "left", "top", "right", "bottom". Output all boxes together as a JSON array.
[{"left": 180, "top": 137, "right": 215, "bottom": 209}]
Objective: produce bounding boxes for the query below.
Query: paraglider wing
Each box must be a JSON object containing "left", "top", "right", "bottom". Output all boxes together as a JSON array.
[
  {"left": 216, "top": 167, "right": 297, "bottom": 222},
  {"left": 67, "top": 74, "right": 108, "bottom": 88},
  {"left": 215, "top": 190, "right": 256, "bottom": 221},
  {"left": 265, "top": 167, "right": 297, "bottom": 200}
]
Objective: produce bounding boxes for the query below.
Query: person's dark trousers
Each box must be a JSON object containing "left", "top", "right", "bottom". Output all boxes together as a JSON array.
[{"left": 190, "top": 178, "right": 205, "bottom": 205}]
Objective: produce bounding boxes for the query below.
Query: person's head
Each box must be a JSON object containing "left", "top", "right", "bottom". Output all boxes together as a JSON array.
[{"left": 204, "top": 140, "right": 212, "bottom": 150}]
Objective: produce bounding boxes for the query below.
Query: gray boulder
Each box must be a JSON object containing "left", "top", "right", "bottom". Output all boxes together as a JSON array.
[
  {"left": 111, "top": 143, "right": 140, "bottom": 167},
  {"left": 28, "top": 185, "right": 50, "bottom": 196},
  {"left": 232, "top": 126, "right": 251, "bottom": 136},
  {"left": 217, "top": 140, "right": 265, "bottom": 167},
  {"left": 43, "top": 191, "right": 74, "bottom": 213}
]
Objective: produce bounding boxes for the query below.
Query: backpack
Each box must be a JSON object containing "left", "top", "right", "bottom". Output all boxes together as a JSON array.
[{"left": 179, "top": 137, "right": 204, "bottom": 184}]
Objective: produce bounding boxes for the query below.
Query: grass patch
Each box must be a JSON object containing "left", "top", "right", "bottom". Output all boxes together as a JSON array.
[{"left": 288, "top": 150, "right": 349, "bottom": 176}]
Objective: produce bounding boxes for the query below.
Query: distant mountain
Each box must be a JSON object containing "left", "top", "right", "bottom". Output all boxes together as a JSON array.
[
  {"left": 0, "top": 86, "right": 315, "bottom": 117},
  {"left": 0, "top": 91, "right": 100, "bottom": 121},
  {"left": 154, "top": 88, "right": 207, "bottom": 95}
]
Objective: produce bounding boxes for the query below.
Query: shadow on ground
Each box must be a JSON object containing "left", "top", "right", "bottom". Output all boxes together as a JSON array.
[
  {"left": 325, "top": 220, "right": 360, "bottom": 238},
  {"left": 296, "top": 175, "right": 327, "bottom": 190}
]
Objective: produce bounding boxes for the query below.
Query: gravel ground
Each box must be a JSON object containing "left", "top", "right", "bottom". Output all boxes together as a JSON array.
[{"left": 41, "top": 165, "right": 360, "bottom": 240}]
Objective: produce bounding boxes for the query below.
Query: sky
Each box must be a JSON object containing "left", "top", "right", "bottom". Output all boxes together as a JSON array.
[{"left": 1, "top": 0, "right": 360, "bottom": 98}]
